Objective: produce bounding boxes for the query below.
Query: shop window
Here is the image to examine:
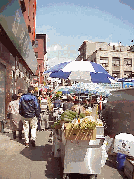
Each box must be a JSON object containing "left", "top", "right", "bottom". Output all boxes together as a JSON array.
[{"left": 35, "top": 52, "right": 38, "bottom": 58}]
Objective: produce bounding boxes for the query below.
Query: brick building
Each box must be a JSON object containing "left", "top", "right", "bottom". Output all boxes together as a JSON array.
[
  {"left": 76, "top": 41, "right": 134, "bottom": 78},
  {"left": 34, "top": 34, "right": 47, "bottom": 86},
  {"left": 21, "top": 0, "right": 36, "bottom": 45},
  {"left": 0, "top": 0, "right": 37, "bottom": 124}
]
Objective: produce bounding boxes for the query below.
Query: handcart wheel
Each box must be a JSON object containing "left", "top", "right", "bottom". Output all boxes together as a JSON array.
[
  {"left": 89, "top": 174, "right": 97, "bottom": 179},
  {"left": 63, "top": 173, "right": 70, "bottom": 179}
]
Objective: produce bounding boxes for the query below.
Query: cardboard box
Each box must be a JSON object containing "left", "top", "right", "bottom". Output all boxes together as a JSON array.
[{"left": 64, "top": 123, "right": 96, "bottom": 140}]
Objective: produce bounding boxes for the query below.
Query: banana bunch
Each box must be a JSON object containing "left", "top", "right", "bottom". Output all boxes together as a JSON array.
[
  {"left": 80, "top": 118, "right": 97, "bottom": 130},
  {"left": 96, "top": 119, "right": 103, "bottom": 126},
  {"left": 69, "top": 117, "right": 97, "bottom": 130}
]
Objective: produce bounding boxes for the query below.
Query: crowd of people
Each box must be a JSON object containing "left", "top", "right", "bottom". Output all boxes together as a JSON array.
[{"left": 7, "top": 85, "right": 105, "bottom": 148}]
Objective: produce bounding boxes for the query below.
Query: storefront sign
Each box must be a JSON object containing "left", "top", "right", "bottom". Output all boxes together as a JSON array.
[
  {"left": 0, "top": 0, "right": 37, "bottom": 73},
  {"left": 123, "top": 82, "right": 134, "bottom": 88}
]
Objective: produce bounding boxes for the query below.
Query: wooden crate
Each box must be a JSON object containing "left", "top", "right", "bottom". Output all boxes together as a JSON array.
[
  {"left": 124, "top": 158, "right": 134, "bottom": 179},
  {"left": 64, "top": 123, "right": 96, "bottom": 140}
]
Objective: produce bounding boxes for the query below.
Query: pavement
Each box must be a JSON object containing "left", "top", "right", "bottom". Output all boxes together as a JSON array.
[{"left": 0, "top": 126, "right": 127, "bottom": 179}]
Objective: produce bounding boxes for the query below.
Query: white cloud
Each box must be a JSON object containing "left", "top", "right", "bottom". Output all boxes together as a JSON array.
[
  {"left": 47, "top": 44, "right": 63, "bottom": 52},
  {"left": 48, "top": 57, "right": 74, "bottom": 68}
]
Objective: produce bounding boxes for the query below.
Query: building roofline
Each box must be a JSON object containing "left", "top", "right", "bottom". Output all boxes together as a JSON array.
[{"left": 78, "top": 41, "right": 88, "bottom": 51}]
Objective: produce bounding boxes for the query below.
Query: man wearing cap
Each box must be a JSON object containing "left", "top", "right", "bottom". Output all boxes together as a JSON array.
[{"left": 19, "top": 86, "right": 40, "bottom": 147}]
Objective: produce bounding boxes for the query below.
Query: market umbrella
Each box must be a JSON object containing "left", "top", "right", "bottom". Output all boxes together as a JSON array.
[
  {"left": 45, "top": 61, "right": 115, "bottom": 106},
  {"left": 44, "top": 61, "right": 70, "bottom": 73},
  {"left": 53, "top": 86, "right": 76, "bottom": 95},
  {"left": 47, "top": 61, "right": 115, "bottom": 84}
]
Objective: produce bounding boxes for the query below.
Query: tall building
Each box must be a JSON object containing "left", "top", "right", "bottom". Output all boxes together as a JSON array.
[
  {"left": 0, "top": 0, "right": 37, "bottom": 125},
  {"left": 34, "top": 34, "right": 47, "bottom": 86},
  {"left": 77, "top": 41, "right": 108, "bottom": 61},
  {"left": 76, "top": 41, "right": 134, "bottom": 78},
  {"left": 21, "top": 0, "right": 36, "bottom": 45}
]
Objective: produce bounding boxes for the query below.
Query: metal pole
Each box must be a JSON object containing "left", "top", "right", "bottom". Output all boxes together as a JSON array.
[{"left": 38, "top": 70, "right": 40, "bottom": 96}]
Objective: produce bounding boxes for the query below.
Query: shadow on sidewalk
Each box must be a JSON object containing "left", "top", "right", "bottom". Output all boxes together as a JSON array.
[
  {"left": 106, "top": 155, "right": 127, "bottom": 179},
  {"left": 20, "top": 144, "right": 63, "bottom": 179},
  {"left": 3, "top": 130, "right": 27, "bottom": 146}
]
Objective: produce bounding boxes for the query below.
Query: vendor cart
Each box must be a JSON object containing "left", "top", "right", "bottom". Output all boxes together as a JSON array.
[{"left": 52, "top": 125, "right": 106, "bottom": 179}]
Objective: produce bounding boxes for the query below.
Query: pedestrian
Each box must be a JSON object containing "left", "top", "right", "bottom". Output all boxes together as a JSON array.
[
  {"left": 63, "top": 98, "right": 74, "bottom": 111},
  {"left": 19, "top": 86, "right": 40, "bottom": 147},
  {"left": 54, "top": 96, "right": 61, "bottom": 108},
  {"left": 7, "top": 93, "right": 23, "bottom": 140}
]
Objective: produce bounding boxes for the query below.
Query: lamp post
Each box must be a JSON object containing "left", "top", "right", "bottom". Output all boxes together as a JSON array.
[{"left": 38, "top": 64, "right": 41, "bottom": 96}]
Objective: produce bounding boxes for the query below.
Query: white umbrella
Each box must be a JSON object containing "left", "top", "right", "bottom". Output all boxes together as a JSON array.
[{"left": 45, "top": 61, "right": 115, "bottom": 84}]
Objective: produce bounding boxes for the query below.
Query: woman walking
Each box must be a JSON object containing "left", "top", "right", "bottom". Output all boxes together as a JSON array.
[{"left": 7, "top": 93, "right": 23, "bottom": 139}]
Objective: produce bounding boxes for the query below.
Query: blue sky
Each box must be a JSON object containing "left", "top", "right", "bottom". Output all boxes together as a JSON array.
[{"left": 36, "top": 0, "right": 134, "bottom": 67}]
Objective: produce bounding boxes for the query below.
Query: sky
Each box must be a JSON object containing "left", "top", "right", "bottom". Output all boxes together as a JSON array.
[{"left": 36, "top": 0, "right": 134, "bottom": 67}]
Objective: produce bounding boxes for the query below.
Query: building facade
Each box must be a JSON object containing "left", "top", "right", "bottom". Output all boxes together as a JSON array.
[
  {"left": 34, "top": 34, "right": 47, "bottom": 86},
  {"left": 0, "top": 0, "right": 37, "bottom": 124},
  {"left": 77, "top": 41, "right": 134, "bottom": 78},
  {"left": 21, "top": 0, "right": 36, "bottom": 45}
]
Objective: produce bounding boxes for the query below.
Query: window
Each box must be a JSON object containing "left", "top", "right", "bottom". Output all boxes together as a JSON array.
[
  {"left": 100, "top": 57, "right": 108, "bottom": 67},
  {"left": 124, "top": 58, "right": 132, "bottom": 67},
  {"left": 113, "top": 45, "right": 115, "bottom": 50},
  {"left": 101, "top": 63, "right": 108, "bottom": 67},
  {"left": 35, "top": 40, "right": 38, "bottom": 48},
  {"left": 20, "top": 0, "right": 26, "bottom": 13},
  {"left": 112, "top": 57, "right": 120, "bottom": 66},
  {"left": 35, "top": 52, "right": 38, "bottom": 58},
  {"left": 28, "top": 25, "right": 31, "bottom": 33}
]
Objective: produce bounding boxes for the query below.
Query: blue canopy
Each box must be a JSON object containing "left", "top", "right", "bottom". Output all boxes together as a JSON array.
[
  {"left": 50, "top": 70, "right": 71, "bottom": 79},
  {"left": 90, "top": 72, "right": 114, "bottom": 84},
  {"left": 44, "top": 61, "right": 70, "bottom": 73},
  {"left": 45, "top": 60, "right": 115, "bottom": 84},
  {"left": 91, "top": 62, "right": 108, "bottom": 74}
]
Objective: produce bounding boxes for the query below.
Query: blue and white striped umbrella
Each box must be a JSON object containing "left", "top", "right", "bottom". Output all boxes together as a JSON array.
[{"left": 44, "top": 61, "right": 115, "bottom": 84}]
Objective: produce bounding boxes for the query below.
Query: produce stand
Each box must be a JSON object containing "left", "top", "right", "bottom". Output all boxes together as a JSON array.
[
  {"left": 60, "top": 126, "right": 105, "bottom": 179},
  {"left": 52, "top": 105, "right": 107, "bottom": 179}
]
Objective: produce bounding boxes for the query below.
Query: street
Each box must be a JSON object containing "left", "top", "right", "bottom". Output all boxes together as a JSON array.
[{"left": 0, "top": 128, "right": 126, "bottom": 179}]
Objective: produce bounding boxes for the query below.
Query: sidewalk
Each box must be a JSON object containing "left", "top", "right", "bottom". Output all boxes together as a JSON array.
[
  {"left": 0, "top": 128, "right": 126, "bottom": 179},
  {"left": 0, "top": 129, "right": 63, "bottom": 179}
]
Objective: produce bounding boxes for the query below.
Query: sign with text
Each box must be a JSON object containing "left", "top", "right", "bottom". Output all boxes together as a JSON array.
[{"left": 0, "top": 0, "right": 37, "bottom": 73}]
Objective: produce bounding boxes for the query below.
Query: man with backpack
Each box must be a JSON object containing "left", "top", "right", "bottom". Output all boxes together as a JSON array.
[{"left": 19, "top": 86, "right": 40, "bottom": 147}]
